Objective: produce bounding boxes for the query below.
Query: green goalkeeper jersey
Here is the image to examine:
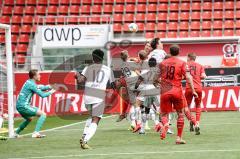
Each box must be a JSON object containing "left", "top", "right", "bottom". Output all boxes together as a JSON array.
[{"left": 16, "top": 79, "right": 52, "bottom": 108}]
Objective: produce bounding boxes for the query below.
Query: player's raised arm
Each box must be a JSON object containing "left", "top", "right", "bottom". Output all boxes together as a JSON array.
[
  {"left": 37, "top": 84, "right": 52, "bottom": 91},
  {"left": 31, "top": 83, "right": 55, "bottom": 98}
]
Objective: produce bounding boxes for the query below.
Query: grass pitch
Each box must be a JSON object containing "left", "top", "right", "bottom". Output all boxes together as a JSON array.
[{"left": 1, "top": 112, "right": 240, "bottom": 159}]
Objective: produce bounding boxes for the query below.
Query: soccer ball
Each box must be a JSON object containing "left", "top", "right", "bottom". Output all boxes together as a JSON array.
[
  {"left": 128, "top": 23, "right": 138, "bottom": 33},
  {"left": 3, "top": 113, "right": 8, "bottom": 119}
]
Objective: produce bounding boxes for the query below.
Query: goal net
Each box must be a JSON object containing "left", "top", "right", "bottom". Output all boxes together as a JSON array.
[{"left": 0, "top": 24, "right": 14, "bottom": 138}]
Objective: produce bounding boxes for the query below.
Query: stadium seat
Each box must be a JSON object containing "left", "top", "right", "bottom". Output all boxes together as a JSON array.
[
  {"left": 101, "top": 16, "right": 111, "bottom": 23},
  {"left": 89, "top": 16, "right": 101, "bottom": 24},
  {"left": 169, "top": 12, "right": 178, "bottom": 21},
  {"left": 49, "top": 0, "right": 59, "bottom": 5},
  {"left": 167, "top": 31, "right": 177, "bottom": 38},
  {"left": 181, "top": 3, "right": 190, "bottom": 11},
  {"left": 48, "top": 6, "right": 58, "bottom": 15},
  {"left": 69, "top": 6, "right": 80, "bottom": 15},
  {"left": 91, "top": 5, "right": 102, "bottom": 14},
  {"left": 145, "top": 32, "right": 155, "bottom": 39},
  {"left": 78, "top": 17, "right": 88, "bottom": 24},
  {"left": 224, "top": 11, "right": 234, "bottom": 20},
  {"left": 213, "top": 30, "right": 222, "bottom": 36},
  {"left": 113, "top": 14, "right": 123, "bottom": 23},
  {"left": 20, "top": 25, "right": 32, "bottom": 35},
  {"left": 146, "top": 13, "right": 156, "bottom": 22},
  {"left": 137, "top": 4, "right": 146, "bottom": 13},
  {"left": 224, "top": 30, "right": 234, "bottom": 36},
  {"left": 168, "top": 22, "right": 178, "bottom": 31},
  {"left": 135, "top": 13, "right": 145, "bottom": 22},
  {"left": 125, "top": 4, "right": 135, "bottom": 13},
  {"left": 16, "top": 44, "right": 28, "bottom": 53},
  {"left": 22, "top": 16, "right": 33, "bottom": 25},
  {"left": 236, "top": 20, "right": 240, "bottom": 29},
  {"left": 145, "top": 23, "right": 155, "bottom": 32},
  {"left": 11, "top": 35, "right": 18, "bottom": 44},
  {"left": 225, "top": 1, "right": 234, "bottom": 10},
  {"left": 60, "top": 0, "right": 70, "bottom": 5},
  {"left": 71, "top": 0, "right": 81, "bottom": 5},
  {"left": 31, "top": 25, "right": 37, "bottom": 34},
  {"left": 93, "top": 0, "right": 103, "bottom": 4},
  {"left": 138, "top": 0, "right": 147, "bottom": 4},
  {"left": 192, "top": 2, "right": 201, "bottom": 11},
  {"left": 124, "top": 14, "right": 134, "bottom": 22},
  {"left": 179, "top": 31, "right": 188, "bottom": 37},
  {"left": 213, "top": 11, "right": 223, "bottom": 20},
  {"left": 179, "top": 22, "right": 189, "bottom": 31},
  {"left": 56, "top": 17, "right": 65, "bottom": 24},
  {"left": 180, "top": 12, "right": 190, "bottom": 21},
  {"left": 191, "top": 12, "right": 200, "bottom": 21},
  {"left": 213, "top": 21, "right": 223, "bottom": 30},
  {"left": 115, "top": 0, "right": 124, "bottom": 4},
  {"left": 169, "top": 3, "right": 179, "bottom": 12},
  {"left": 113, "top": 23, "right": 122, "bottom": 33},
  {"left": 4, "top": 0, "right": 14, "bottom": 6},
  {"left": 190, "top": 21, "right": 200, "bottom": 30},
  {"left": 136, "top": 23, "right": 145, "bottom": 32},
  {"left": 149, "top": 0, "right": 157, "bottom": 3},
  {"left": 103, "top": 5, "right": 113, "bottom": 14},
  {"left": 190, "top": 31, "right": 200, "bottom": 37},
  {"left": 36, "top": 6, "right": 47, "bottom": 15},
  {"left": 156, "top": 32, "right": 166, "bottom": 38},
  {"left": 236, "top": 11, "right": 240, "bottom": 19},
  {"left": 202, "top": 11, "right": 212, "bottom": 20},
  {"left": 123, "top": 23, "right": 130, "bottom": 32},
  {"left": 157, "top": 13, "right": 167, "bottom": 22},
  {"left": 13, "top": 6, "right": 24, "bottom": 15},
  {"left": 15, "top": 0, "right": 25, "bottom": 6},
  {"left": 203, "top": 2, "right": 212, "bottom": 11},
  {"left": 11, "top": 16, "right": 21, "bottom": 25},
  {"left": 67, "top": 17, "right": 78, "bottom": 24},
  {"left": 80, "top": 5, "right": 91, "bottom": 15},
  {"left": 214, "top": 2, "right": 223, "bottom": 11},
  {"left": 24, "top": 6, "right": 35, "bottom": 15},
  {"left": 148, "top": 4, "right": 157, "bottom": 13},
  {"left": 237, "top": 1, "right": 240, "bottom": 10},
  {"left": 58, "top": 6, "right": 69, "bottom": 15},
  {"left": 11, "top": 25, "right": 20, "bottom": 35},
  {"left": 38, "top": 0, "right": 48, "bottom": 6},
  {"left": 224, "top": 20, "right": 234, "bottom": 29},
  {"left": 45, "top": 17, "right": 56, "bottom": 25},
  {"left": 114, "top": 5, "right": 124, "bottom": 13},
  {"left": 34, "top": 16, "right": 44, "bottom": 25},
  {"left": 236, "top": 30, "right": 240, "bottom": 36},
  {"left": 158, "top": 0, "right": 168, "bottom": 3},
  {"left": 157, "top": 3, "right": 168, "bottom": 12},
  {"left": 201, "top": 30, "right": 211, "bottom": 37},
  {"left": 157, "top": 22, "right": 167, "bottom": 31},
  {"left": 26, "top": 0, "right": 36, "bottom": 6},
  {"left": 202, "top": 21, "right": 211, "bottom": 30},
  {"left": 2, "top": 6, "right": 12, "bottom": 16},
  {"left": 14, "top": 54, "right": 26, "bottom": 65}
]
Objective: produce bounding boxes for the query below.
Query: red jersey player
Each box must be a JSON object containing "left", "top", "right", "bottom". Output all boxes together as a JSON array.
[
  {"left": 185, "top": 53, "right": 206, "bottom": 135},
  {"left": 159, "top": 45, "right": 198, "bottom": 144}
]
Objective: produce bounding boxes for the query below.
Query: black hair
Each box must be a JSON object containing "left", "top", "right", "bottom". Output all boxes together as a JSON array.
[
  {"left": 150, "top": 38, "right": 160, "bottom": 50},
  {"left": 92, "top": 49, "right": 104, "bottom": 63},
  {"left": 148, "top": 58, "right": 157, "bottom": 67},
  {"left": 170, "top": 45, "right": 180, "bottom": 56}
]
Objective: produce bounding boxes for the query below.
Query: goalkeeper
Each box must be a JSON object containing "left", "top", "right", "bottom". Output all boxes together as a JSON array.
[{"left": 15, "top": 69, "right": 56, "bottom": 138}]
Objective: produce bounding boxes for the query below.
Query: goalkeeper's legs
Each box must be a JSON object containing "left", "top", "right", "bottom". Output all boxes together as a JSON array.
[
  {"left": 16, "top": 118, "right": 32, "bottom": 134},
  {"left": 32, "top": 109, "right": 47, "bottom": 138}
]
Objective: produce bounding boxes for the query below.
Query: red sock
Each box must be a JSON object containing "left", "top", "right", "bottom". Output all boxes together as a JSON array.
[
  {"left": 177, "top": 114, "right": 184, "bottom": 138},
  {"left": 161, "top": 115, "right": 169, "bottom": 131},
  {"left": 184, "top": 110, "right": 196, "bottom": 125},
  {"left": 196, "top": 107, "right": 201, "bottom": 122}
]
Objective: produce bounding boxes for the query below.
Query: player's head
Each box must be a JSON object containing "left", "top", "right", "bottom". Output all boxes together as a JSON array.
[
  {"left": 29, "top": 69, "right": 40, "bottom": 81},
  {"left": 150, "top": 38, "right": 163, "bottom": 50},
  {"left": 144, "top": 41, "right": 152, "bottom": 54},
  {"left": 138, "top": 50, "right": 147, "bottom": 61},
  {"left": 187, "top": 53, "right": 197, "bottom": 62},
  {"left": 92, "top": 49, "right": 104, "bottom": 63},
  {"left": 120, "top": 50, "right": 128, "bottom": 62},
  {"left": 170, "top": 45, "right": 180, "bottom": 56},
  {"left": 148, "top": 57, "right": 157, "bottom": 67}
]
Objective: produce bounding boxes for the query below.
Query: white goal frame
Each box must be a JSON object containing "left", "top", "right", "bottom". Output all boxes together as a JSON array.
[{"left": 0, "top": 23, "right": 14, "bottom": 138}]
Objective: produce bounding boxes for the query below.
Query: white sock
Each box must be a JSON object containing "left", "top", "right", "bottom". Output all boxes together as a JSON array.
[
  {"left": 135, "top": 107, "right": 141, "bottom": 125},
  {"left": 140, "top": 113, "right": 147, "bottom": 132},
  {"left": 150, "top": 109, "right": 159, "bottom": 125},
  {"left": 84, "top": 123, "right": 98, "bottom": 143},
  {"left": 83, "top": 118, "right": 92, "bottom": 136},
  {"left": 0, "top": 117, "right": 3, "bottom": 128},
  {"left": 129, "top": 106, "right": 135, "bottom": 126}
]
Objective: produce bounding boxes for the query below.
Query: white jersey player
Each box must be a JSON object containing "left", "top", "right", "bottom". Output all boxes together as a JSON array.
[
  {"left": 148, "top": 38, "right": 166, "bottom": 64},
  {"left": 76, "top": 49, "right": 115, "bottom": 149}
]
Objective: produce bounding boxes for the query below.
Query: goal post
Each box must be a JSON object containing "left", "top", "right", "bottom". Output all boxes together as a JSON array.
[{"left": 0, "top": 23, "right": 14, "bottom": 138}]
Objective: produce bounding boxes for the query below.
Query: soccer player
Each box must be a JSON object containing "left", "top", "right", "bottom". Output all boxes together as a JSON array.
[
  {"left": 185, "top": 53, "right": 206, "bottom": 135},
  {"left": 148, "top": 38, "right": 166, "bottom": 63},
  {"left": 15, "top": 69, "right": 56, "bottom": 138},
  {"left": 76, "top": 49, "right": 115, "bottom": 149},
  {"left": 159, "top": 45, "right": 198, "bottom": 144}
]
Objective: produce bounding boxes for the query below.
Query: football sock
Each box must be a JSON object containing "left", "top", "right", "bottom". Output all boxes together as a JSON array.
[
  {"left": 35, "top": 114, "right": 46, "bottom": 132},
  {"left": 84, "top": 122, "right": 98, "bottom": 143},
  {"left": 129, "top": 106, "right": 136, "bottom": 126},
  {"left": 177, "top": 114, "right": 184, "bottom": 138},
  {"left": 140, "top": 113, "right": 147, "bottom": 132},
  {"left": 16, "top": 119, "right": 32, "bottom": 134},
  {"left": 184, "top": 109, "right": 196, "bottom": 125},
  {"left": 83, "top": 118, "right": 92, "bottom": 136},
  {"left": 135, "top": 107, "right": 141, "bottom": 125},
  {"left": 196, "top": 107, "right": 201, "bottom": 123}
]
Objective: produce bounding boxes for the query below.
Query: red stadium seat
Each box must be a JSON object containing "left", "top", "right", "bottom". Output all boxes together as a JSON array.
[
  {"left": 113, "top": 23, "right": 122, "bottom": 33},
  {"left": 78, "top": 17, "right": 88, "bottom": 24},
  {"left": 156, "top": 32, "right": 166, "bottom": 38},
  {"left": 2, "top": 6, "right": 12, "bottom": 16},
  {"left": 103, "top": 5, "right": 113, "bottom": 14},
  {"left": 146, "top": 13, "right": 156, "bottom": 22},
  {"left": 18, "top": 35, "right": 29, "bottom": 44},
  {"left": 202, "top": 21, "right": 211, "bottom": 30},
  {"left": 214, "top": 2, "right": 223, "bottom": 11},
  {"left": 115, "top": 0, "right": 124, "bottom": 4},
  {"left": 67, "top": 17, "right": 78, "bottom": 24},
  {"left": 213, "top": 11, "right": 223, "bottom": 20},
  {"left": 148, "top": 4, "right": 157, "bottom": 13},
  {"left": 60, "top": 0, "right": 70, "bottom": 5},
  {"left": 137, "top": 0, "right": 147, "bottom": 4},
  {"left": 236, "top": 30, "right": 240, "bottom": 36},
  {"left": 224, "top": 30, "right": 234, "bottom": 36},
  {"left": 202, "top": 12, "right": 212, "bottom": 20},
  {"left": 24, "top": 6, "right": 35, "bottom": 15},
  {"left": 224, "top": 11, "right": 234, "bottom": 20},
  {"left": 157, "top": 3, "right": 168, "bottom": 12},
  {"left": 101, "top": 16, "right": 110, "bottom": 23},
  {"left": 136, "top": 23, "right": 145, "bottom": 32},
  {"left": 20, "top": 25, "right": 32, "bottom": 34},
  {"left": 26, "top": 0, "right": 36, "bottom": 6},
  {"left": 190, "top": 21, "right": 200, "bottom": 30},
  {"left": 36, "top": 6, "right": 47, "bottom": 15},
  {"left": 71, "top": 0, "right": 81, "bottom": 5},
  {"left": 124, "top": 14, "right": 134, "bottom": 22},
  {"left": 22, "top": 16, "right": 33, "bottom": 25},
  {"left": 181, "top": 3, "right": 190, "bottom": 11},
  {"left": 11, "top": 35, "right": 18, "bottom": 44},
  {"left": 34, "top": 16, "right": 44, "bottom": 25},
  {"left": 56, "top": 17, "right": 65, "bottom": 24},
  {"left": 167, "top": 31, "right": 177, "bottom": 38},
  {"left": 179, "top": 31, "right": 188, "bottom": 38},
  {"left": 11, "top": 25, "right": 20, "bottom": 35},
  {"left": 191, "top": 12, "right": 200, "bottom": 21},
  {"left": 13, "top": 6, "right": 24, "bottom": 15},
  {"left": 179, "top": 22, "right": 189, "bottom": 31},
  {"left": 125, "top": 0, "right": 135, "bottom": 4},
  {"left": 145, "top": 32, "right": 155, "bottom": 39},
  {"left": 49, "top": 0, "right": 59, "bottom": 5},
  {"left": 192, "top": 2, "right": 201, "bottom": 11},
  {"left": 135, "top": 13, "right": 145, "bottom": 22},
  {"left": 201, "top": 30, "right": 211, "bottom": 37},
  {"left": 45, "top": 17, "right": 56, "bottom": 25},
  {"left": 123, "top": 23, "right": 130, "bottom": 32},
  {"left": 4, "top": 0, "right": 14, "bottom": 6},
  {"left": 224, "top": 20, "right": 234, "bottom": 29},
  {"left": 180, "top": 12, "right": 189, "bottom": 21},
  {"left": 93, "top": 0, "right": 103, "bottom": 4},
  {"left": 58, "top": 6, "right": 69, "bottom": 15},
  {"left": 113, "top": 14, "right": 123, "bottom": 23},
  {"left": 11, "top": 16, "right": 21, "bottom": 25},
  {"left": 137, "top": 4, "right": 146, "bottom": 13},
  {"left": 82, "top": 0, "right": 92, "bottom": 4},
  {"left": 38, "top": 0, "right": 48, "bottom": 6},
  {"left": 157, "top": 12, "right": 167, "bottom": 22},
  {"left": 168, "top": 22, "right": 178, "bottom": 31},
  {"left": 15, "top": 54, "right": 26, "bottom": 65},
  {"left": 169, "top": 12, "right": 178, "bottom": 21},
  {"left": 159, "top": 0, "right": 168, "bottom": 3},
  {"left": 236, "top": 20, "right": 240, "bottom": 29},
  {"left": 237, "top": 1, "right": 240, "bottom": 10},
  {"left": 203, "top": 2, "right": 212, "bottom": 11},
  {"left": 89, "top": 16, "right": 101, "bottom": 24},
  {"left": 16, "top": 44, "right": 28, "bottom": 53},
  {"left": 126, "top": 4, "right": 135, "bottom": 13},
  {"left": 149, "top": 0, "right": 157, "bottom": 3},
  {"left": 213, "top": 30, "right": 223, "bottom": 37},
  {"left": 225, "top": 1, "right": 234, "bottom": 10},
  {"left": 236, "top": 11, "right": 240, "bottom": 19},
  {"left": 69, "top": 6, "right": 80, "bottom": 15},
  {"left": 145, "top": 23, "right": 155, "bottom": 32},
  {"left": 15, "top": 0, "right": 25, "bottom": 6},
  {"left": 31, "top": 25, "right": 37, "bottom": 34},
  {"left": 48, "top": 6, "right": 58, "bottom": 15},
  {"left": 169, "top": 3, "right": 179, "bottom": 12},
  {"left": 213, "top": 21, "right": 223, "bottom": 30},
  {"left": 114, "top": 5, "right": 124, "bottom": 13},
  {"left": 157, "top": 22, "right": 167, "bottom": 31},
  {"left": 80, "top": 5, "right": 91, "bottom": 14},
  {"left": 91, "top": 5, "right": 102, "bottom": 14},
  {"left": 190, "top": 31, "right": 200, "bottom": 37}
]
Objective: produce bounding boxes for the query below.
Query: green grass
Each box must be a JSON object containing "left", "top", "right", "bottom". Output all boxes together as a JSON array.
[{"left": 1, "top": 112, "right": 240, "bottom": 159}]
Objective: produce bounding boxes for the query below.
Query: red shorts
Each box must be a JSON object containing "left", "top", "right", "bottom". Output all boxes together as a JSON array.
[
  {"left": 185, "top": 89, "right": 202, "bottom": 107},
  {"left": 160, "top": 91, "right": 185, "bottom": 113}
]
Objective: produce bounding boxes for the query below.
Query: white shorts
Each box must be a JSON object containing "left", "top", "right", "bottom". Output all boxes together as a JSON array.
[
  {"left": 127, "top": 84, "right": 137, "bottom": 104},
  {"left": 85, "top": 102, "right": 105, "bottom": 118}
]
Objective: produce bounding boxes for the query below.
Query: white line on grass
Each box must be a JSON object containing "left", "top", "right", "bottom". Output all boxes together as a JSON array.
[{"left": 9, "top": 149, "right": 240, "bottom": 159}]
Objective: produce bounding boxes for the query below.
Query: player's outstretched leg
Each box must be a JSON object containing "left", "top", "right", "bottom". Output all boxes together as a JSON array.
[
  {"left": 32, "top": 110, "right": 46, "bottom": 138},
  {"left": 176, "top": 111, "right": 186, "bottom": 144},
  {"left": 15, "top": 118, "right": 32, "bottom": 137}
]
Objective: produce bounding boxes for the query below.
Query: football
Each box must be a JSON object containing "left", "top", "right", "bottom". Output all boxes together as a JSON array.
[{"left": 128, "top": 23, "right": 138, "bottom": 33}]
